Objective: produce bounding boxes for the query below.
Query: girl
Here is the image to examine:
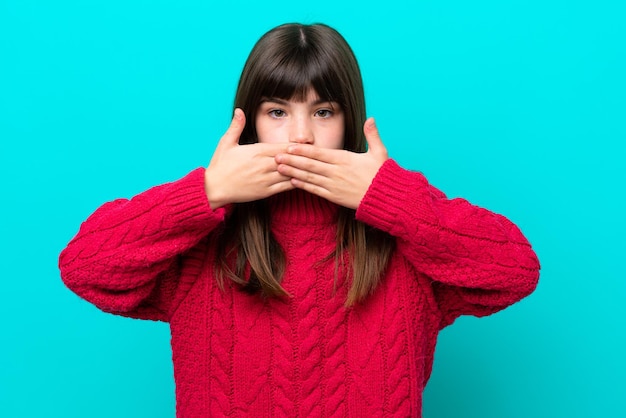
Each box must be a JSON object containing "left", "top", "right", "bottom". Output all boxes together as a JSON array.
[{"left": 59, "top": 23, "right": 540, "bottom": 417}]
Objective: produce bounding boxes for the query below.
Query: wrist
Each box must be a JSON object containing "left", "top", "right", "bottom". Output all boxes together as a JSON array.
[{"left": 204, "top": 169, "right": 227, "bottom": 210}]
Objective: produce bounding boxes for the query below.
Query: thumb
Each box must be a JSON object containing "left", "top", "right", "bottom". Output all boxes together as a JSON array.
[
  {"left": 219, "top": 108, "right": 246, "bottom": 148},
  {"left": 363, "top": 117, "right": 386, "bottom": 155}
]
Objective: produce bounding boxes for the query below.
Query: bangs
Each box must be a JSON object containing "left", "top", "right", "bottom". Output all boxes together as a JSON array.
[{"left": 259, "top": 52, "right": 344, "bottom": 104}]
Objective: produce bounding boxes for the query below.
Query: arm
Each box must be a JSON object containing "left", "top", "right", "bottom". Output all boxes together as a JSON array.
[
  {"left": 356, "top": 159, "right": 540, "bottom": 328},
  {"left": 59, "top": 168, "right": 228, "bottom": 321},
  {"left": 60, "top": 110, "right": 294, "bottom": 321},
  {"left": 270, "top": 117, "right": 539, "bottom": 326}
]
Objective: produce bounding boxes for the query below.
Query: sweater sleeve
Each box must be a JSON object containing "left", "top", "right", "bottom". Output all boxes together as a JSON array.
[
  {"left": 356, "top": 159, "right": 540, "bottom": 329},
  {"left": 59, "top": 168, "right": 228, "bottom": 322}
]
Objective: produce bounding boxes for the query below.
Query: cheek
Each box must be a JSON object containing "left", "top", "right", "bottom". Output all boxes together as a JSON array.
[
  {"left": 331, "top": 117, "right": 346, "bottom": 149},
  {"left": 255, "top": 117, "right": 273, "bottom": 144},
  {"left": 327, "top": 130, "right": 344, "bottom": 149},
  {"left": 255, "top": 116, "right": 286, "bottom": 144}
]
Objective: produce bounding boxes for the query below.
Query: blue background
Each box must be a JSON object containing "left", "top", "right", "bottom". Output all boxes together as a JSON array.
[{"left": 1, "top": 1, "right": 624, "bottom": 417}]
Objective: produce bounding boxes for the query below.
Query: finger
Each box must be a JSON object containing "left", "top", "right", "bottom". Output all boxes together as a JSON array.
[
  {"left": 267, "top": 179, "right": 296, "bottom": 195},
  {"left": 219, "top": 108, "right": 246, "bottom": 148},
  {"left": 252, "top": 142, "right": 292, "bottom": 157},
  {"left": 363, "top": 117, "right": 386, "bottom": 154},
  {"left": 277, "top": 163, "right": 328, "bottom": 187},
  {"left": 275, "top": 153, "right": 333, "bottom": 177},
  {"left": 290, "top": 177, "right": 332, "bottom": 201},
  {"left": 285, "top": 144, "right": 342, "bottom": 163},
  {"left": 263, "top": 169, "right": 293, "bottom": 184}
]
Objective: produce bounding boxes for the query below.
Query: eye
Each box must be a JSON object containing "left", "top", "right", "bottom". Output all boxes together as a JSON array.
[
  {"left": 315, "top": 109, "right": 333, "bottom": 118},
  {"left": 268, "top": 109, "right": 286, "bottom": 118}
]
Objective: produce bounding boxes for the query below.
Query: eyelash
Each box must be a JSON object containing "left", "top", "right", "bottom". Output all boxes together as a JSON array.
[
  {"left": 268, "top": 109, "right": 286, "bottom": 118},
  {"left": 267, "top": 108, "right": 334, "bottom": 118},
  {"left": 315, "top": 109, "right": 333, "bottom": 118}
]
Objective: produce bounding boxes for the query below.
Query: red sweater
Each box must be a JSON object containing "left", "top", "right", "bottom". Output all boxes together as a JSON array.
[{"left": 59, "top": 159, "right": 540, "bottom": 417}]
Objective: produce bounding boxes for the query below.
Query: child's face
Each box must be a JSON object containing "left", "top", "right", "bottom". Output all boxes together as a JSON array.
[{"left": 255, "top": 89, "right": 345, "bottom": 149}]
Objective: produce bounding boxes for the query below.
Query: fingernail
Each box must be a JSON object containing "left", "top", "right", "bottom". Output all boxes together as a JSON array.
[{"left": 234, "top": 109, "right": 243, "bottom": 120}]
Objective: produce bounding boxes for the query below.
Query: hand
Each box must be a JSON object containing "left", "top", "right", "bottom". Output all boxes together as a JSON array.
[
  {"left": 274, "top": 118, "right": 389, "bottom": 209},
  {"left": 205, "top": 109, "right": 295, "bottom": 209}
]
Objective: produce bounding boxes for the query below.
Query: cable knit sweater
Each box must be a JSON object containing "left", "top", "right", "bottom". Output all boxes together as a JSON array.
[{"left": 59, "top": 159, "right": 540, "bottom": 417}]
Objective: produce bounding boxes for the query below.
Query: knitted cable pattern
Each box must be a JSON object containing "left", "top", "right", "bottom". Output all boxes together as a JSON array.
[{"left": 59, "top": 160, "right": 540, "bottom": 417}]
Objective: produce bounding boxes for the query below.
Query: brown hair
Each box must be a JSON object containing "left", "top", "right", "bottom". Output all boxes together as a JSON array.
[{"left": 217, "top": 23, "right": 395, "bottom": 306}]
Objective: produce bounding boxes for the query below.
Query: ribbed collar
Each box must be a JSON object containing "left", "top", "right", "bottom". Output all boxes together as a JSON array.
[{"left": 267, "top": 189, "right": 339, "bottom": 226}]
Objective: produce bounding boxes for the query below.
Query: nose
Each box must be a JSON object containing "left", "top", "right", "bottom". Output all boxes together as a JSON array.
[{"left": 289, "top": 116, "right": 314, "bottom": 144}]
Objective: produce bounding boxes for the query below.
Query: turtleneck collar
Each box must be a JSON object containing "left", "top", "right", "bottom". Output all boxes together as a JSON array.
[{"left": 266, "top": 189, "right": 339, "bottom": 225}]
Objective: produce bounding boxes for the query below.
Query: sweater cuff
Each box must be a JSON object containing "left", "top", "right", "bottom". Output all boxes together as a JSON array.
[
  {"left": 355, "top": 159, "right": 432, "bottom": 235},
  {"left": 158, "top": 167, "right": 230, "bottom": 229}
]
